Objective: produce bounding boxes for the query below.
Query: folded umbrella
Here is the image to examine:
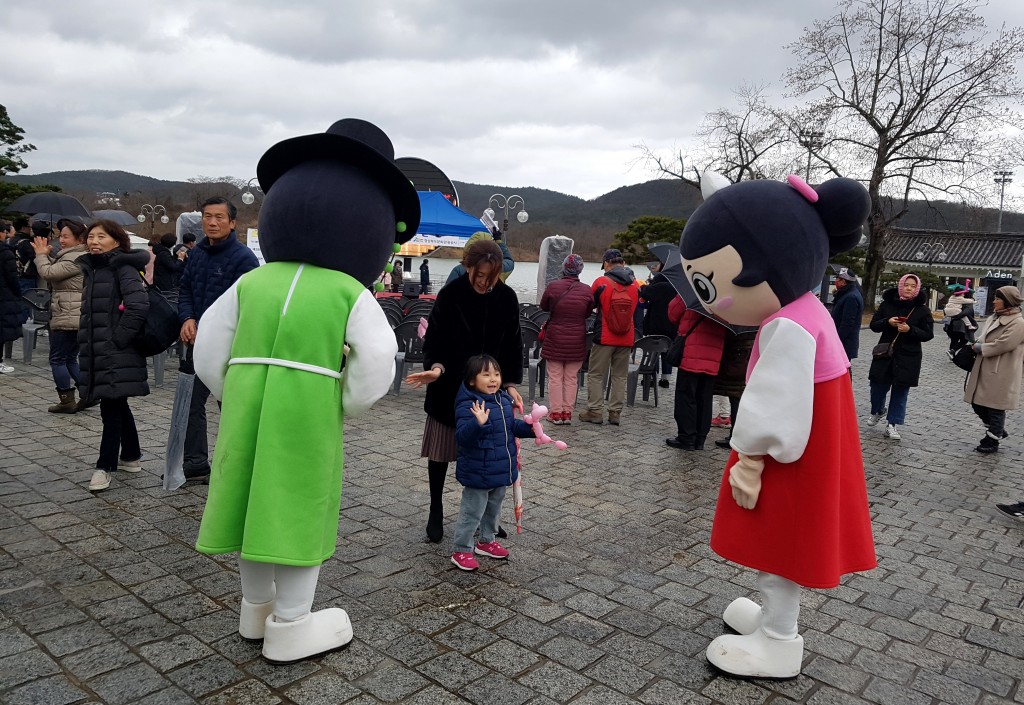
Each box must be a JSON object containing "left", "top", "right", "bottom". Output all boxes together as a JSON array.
[
  {"left": 164, "top": 347, "right": 193, "bottom": 490},
  {"left": 648, "top": 242, "right": 758, "bottom": 334}
]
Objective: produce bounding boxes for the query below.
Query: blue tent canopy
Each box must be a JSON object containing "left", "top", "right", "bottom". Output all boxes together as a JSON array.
[{"left": 410, "top": 191, "right": 486, "bottom": 247}]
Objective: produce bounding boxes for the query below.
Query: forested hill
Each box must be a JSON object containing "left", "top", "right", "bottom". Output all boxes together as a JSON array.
[{"left": 6, "top": 170, "right": 1023, "bottom": 260}]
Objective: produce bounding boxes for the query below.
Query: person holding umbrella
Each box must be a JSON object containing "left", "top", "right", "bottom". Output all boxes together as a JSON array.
[{"left": 174, "top": 197, "right": 259, "bottom": 483}]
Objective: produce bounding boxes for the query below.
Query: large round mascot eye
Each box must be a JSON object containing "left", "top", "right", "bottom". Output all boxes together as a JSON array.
[{"left": 692, "top": 272, "right": 717, "bottom": 304}]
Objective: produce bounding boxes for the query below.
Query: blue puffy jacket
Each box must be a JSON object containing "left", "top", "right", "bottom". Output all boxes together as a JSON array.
[
  {"left": 178, "top": 234, "right": 259, "bottom": 325},
  {"left": 454, "top": 384, "right": 535, "bottom": 489}
]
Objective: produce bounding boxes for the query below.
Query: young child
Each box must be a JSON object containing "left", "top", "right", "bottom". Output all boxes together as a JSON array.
[{"left": 451, "top": 355, "right": 535, "bottom": 571}]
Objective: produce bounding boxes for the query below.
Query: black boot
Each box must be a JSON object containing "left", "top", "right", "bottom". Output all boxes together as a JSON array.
[
  {"left": 426, "top": 460, "right": 447, "bottom": 542},
  {"left": 976, "top": 433, "right": 1000, "bottom": 454}
]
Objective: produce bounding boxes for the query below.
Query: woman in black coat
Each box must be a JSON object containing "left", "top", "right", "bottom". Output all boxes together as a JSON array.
[
  {"left": 78, "top": 219, "right": 151, "bottom": 492},
  {"left": 866, "top": 274, "right": 934, "bottom": 440},
  {"left": 151, "top": 233, "right": 185, "bottom": 292},
  {"left": 0, "top": 236, "right": 23, "bottom": 374},
  {"left": 639, "top": 264, "right": 678, "bottom": 387},
  {"left": 406, "top": 240, "right": 523, "bottom": 542}
]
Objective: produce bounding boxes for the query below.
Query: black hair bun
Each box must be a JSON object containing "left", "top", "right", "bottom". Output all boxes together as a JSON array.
[{"left": 814, "top": 178, "right": 870, "bottom": 255}]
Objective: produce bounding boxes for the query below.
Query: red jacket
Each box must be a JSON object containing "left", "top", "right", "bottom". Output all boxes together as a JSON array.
[
  {"left": 668, "top": 296, "right": 726, "bottom": 375},
  {"left": 540, "top": 276, "right": 594, "bottom": 362}
]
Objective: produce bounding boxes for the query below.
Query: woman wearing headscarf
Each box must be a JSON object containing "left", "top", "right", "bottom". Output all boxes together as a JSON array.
[
  {"left": 406, "top": 239, "right": 523, "bottom": 543},
  {"left": 963, "top": 286, "right": 1024, "bottom": 453},
  {"left": 539, "top": 254, "right": 594, "bottom": 424},
  {"left": 867, "top": 273, "right": 934, "bottom": 440}
]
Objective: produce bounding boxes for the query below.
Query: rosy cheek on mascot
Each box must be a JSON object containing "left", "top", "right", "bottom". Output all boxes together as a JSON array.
[
  {"left": 191, "top": 119, "right": 416, "bottom": 663},
  {"left": 682, "top": 173, "right": 877, "bottom": 679}
]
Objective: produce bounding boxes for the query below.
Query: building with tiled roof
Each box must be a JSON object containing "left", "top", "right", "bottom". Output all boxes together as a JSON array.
[{"left": 881, "top": 227, "right": 1024, "bottom": 311}]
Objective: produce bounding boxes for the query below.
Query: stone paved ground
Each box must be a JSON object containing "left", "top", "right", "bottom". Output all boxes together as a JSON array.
[{"left": 1, "top": 327, "right": 1022, "bottom": 705}]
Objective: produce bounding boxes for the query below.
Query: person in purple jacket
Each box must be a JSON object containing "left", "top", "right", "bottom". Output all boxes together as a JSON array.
[{"left": 539, "top": 254, "right": 594, "bottom": 424}]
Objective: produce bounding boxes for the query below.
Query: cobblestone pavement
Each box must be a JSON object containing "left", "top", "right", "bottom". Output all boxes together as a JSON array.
[{"left": 1, "top": 327, "right": 1022, "bottom": 705}]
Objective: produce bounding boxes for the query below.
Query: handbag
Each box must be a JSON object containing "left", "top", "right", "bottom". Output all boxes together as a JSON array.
[
  {"left": 666, "top": 316, "right": 702, "bottom": 367},
  {"left": 953, "top": 344, "right": 977, "bottom": 372},
  {"left": 871, "top": 333, "right": 899, "bottom": 360},
  {"left": 134, "top": 284, "right": 181, "bottom": 357}
]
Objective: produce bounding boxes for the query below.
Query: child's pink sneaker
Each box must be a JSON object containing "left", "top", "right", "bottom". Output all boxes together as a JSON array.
[
  {"left": 451, "top": 552, "right": 479, "bottom": 571},
  {"left": 475, "top": 541, "right": 509, "bottom": 559}
]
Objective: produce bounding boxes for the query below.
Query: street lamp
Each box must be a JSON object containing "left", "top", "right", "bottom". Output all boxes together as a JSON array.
[
  {"left": 914, "top": 241, "right": 947, "bottom": 270},
  {"left": 798, "top": 129, "right": 825, "bottom": 181},
  {"left": 995, "top": 170, "right": 1013, "bottom": 232},
  {"left": 241, "top": 177, "right": 260, "bottom": 206},
  {"left": 484, "top": 194, "right": 528, "bottom": 243},
  {"left": 137, "top": 204, "right": 170, "bottom": 237}
]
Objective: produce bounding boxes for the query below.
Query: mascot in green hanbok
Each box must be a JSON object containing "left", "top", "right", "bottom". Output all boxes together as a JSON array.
[{"left": 193, "top": 119, "right": 417, "bottom": 663}]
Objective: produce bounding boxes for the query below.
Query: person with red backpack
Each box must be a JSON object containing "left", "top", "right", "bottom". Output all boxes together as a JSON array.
[{"left": 579, "top": 249, "right": 639, "bottom": 426}]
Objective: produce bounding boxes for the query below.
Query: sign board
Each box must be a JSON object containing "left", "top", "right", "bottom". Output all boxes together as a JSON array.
[
  {"left": 246, "top": 228, "right": 265, "bottom": 265},
  {"left": 974, "top": 287, "right": 987, "bottom": 317},
  {"left": 407, "top": 232, "right": 471, "bottom": 248}
]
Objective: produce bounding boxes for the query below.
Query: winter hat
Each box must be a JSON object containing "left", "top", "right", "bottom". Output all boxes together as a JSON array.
[
  {"left": 562, "top": 254, "right": 584, "bottom": 277},
  {"left": 897, "top": 273, "right": 921, "bottom": 300},
  {"left": 603, "top": 248, "right": 622, "bottom": 263},
  {"left": 995, "top": 286, "right": 1022, "bottom": 307}
]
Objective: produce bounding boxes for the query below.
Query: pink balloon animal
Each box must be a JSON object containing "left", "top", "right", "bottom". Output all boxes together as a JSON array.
[{"left": 523, "top": 403, "right": 568, "bottom": 450}]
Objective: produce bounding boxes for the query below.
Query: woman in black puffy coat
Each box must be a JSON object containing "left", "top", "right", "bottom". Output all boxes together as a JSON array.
[
  {"left": 0, "top": 232, "right": 23, "bottom": 373},
  {"left": 78, "top": 219, "right": 151, "bottom": 492},
  {"left": 866, "top": 274, "right": 934, "bottom": 440}
]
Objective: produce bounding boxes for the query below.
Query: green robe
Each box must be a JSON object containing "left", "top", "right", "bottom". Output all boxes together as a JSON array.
[{"left": 194, "top": 262, "right": 391, "bottom": 566}]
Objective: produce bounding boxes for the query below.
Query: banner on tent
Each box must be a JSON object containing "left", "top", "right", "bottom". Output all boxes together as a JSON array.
[{"left": 408, "top": 232, "right": 470, "bottom": 248}]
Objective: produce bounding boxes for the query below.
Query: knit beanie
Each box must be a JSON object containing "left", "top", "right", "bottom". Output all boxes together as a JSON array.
[
  {"left": 561, "top": 254, "right": 584, "bottom": 277},
  {"left": 898, "top": 273, "right": 921, "bottom": 300}
]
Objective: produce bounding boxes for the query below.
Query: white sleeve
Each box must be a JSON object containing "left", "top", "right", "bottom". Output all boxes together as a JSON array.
[
  {"left": 342, "top": 289, "right": 399, "bottom": 416},
  {"left": 730, "top": 317, "right": 816, "bottom": 463},
  {"left": 193, "top": 281, "right": 240, "bottom": 401}
]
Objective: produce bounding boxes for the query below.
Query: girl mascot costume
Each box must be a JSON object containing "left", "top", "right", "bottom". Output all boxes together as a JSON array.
[
  {"left": 192, "top": 119, "right": 416, "bottom": 663},
  {"left": 680, "top": 173, "right": 876, "bottom": 678}
]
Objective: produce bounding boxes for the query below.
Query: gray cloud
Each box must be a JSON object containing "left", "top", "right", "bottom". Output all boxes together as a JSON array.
[{"left": 2, "top": 0, "right": 1022, "bottom": 201}]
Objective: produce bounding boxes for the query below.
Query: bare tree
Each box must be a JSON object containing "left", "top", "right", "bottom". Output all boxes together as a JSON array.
[
  {"left": 784, "top": 0, "right": 1024, "bottom": 306},
  {"left": 698, "top": 83, "right": 793, "bottom": 182},
  {"left": 632, "top": 142, "right": 702, "bottom": 188}
]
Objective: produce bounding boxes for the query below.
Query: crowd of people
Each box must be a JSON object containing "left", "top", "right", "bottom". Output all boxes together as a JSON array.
[{"left": 2, "top": 205, "right": 1023, "bottom": 564}]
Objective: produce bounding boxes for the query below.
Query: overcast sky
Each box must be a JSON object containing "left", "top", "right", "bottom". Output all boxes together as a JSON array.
[{"left": 3, "top": 0, "right": 1024, "bottom": 204}]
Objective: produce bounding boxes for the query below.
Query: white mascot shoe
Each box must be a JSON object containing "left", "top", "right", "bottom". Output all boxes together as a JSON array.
[
  {"left": 262, "top": 608, "right": 353, "bottom": 664},
  {"left": 706, "top": 628, "right": 803, "bottom": 679},
  {"left": 722, "top": 597, "right": 762, "bottom": 635},
  {"left": 239, "top": 598, "right": 276, "bottom": 640}
]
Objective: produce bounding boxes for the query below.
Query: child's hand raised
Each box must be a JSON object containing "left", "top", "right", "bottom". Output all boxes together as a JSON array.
[{"left": 471, "top": 400, "right": 490, "bottom": 425}]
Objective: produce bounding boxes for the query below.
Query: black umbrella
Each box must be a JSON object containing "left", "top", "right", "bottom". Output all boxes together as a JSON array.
[
  {"left": 92, "top": 209, "right": 141, "bottom": 227},
  {"left": 4, "top": 192, "right": 92, "bottom": 219},
  {"left": 648, "top": 242, "right": 758, "bottom": 334},
  {"left": 27, "top": 213, "right": 88, "bottom": 227}
]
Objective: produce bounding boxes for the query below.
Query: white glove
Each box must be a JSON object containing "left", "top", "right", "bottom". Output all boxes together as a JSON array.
[{"left": 728, "top": 454, "right": 765, "bottom": 510}]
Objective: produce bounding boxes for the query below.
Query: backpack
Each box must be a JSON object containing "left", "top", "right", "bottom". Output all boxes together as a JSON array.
[{"left": 603, "top": 281, "right": 634, "bottom": 336}]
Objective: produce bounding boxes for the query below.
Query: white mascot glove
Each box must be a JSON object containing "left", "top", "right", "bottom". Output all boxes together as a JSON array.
[{"left": 728, "top": 454, "right": 765, "bottom": 510}]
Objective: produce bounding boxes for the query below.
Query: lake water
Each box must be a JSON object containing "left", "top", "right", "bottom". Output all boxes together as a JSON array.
[{"left": 411, "top": 257, "right": 650, "bottom": 303}]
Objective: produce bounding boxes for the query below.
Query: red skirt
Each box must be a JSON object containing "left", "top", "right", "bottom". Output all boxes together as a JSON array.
[{"left": 710, "top": 375, "right": 876, "bottom": 588}]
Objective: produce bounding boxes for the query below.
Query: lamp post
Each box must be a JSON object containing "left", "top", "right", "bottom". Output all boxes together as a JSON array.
[
  {"left": 798, "top": 129, "right": 825, "bottom": 181},
  {"left": 484, "top": 194, "right": 528, "bottom": 243},
  {"left": 137, "top": 204, "right": 170, "bottom": 238},
  {"left": 995, "top": 170, "right": 1013, "bottom": 232},
  {"left": 914, "top": 241, "right": 947, "bottom": 270},
  {"left": 241, "top": 177, "right": 261, "bottom": 206}
]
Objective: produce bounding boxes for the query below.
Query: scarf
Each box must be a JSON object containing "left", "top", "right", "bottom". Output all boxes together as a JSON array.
[{"left": 897, "top": 273, "right": 921, "bottom": 300}]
